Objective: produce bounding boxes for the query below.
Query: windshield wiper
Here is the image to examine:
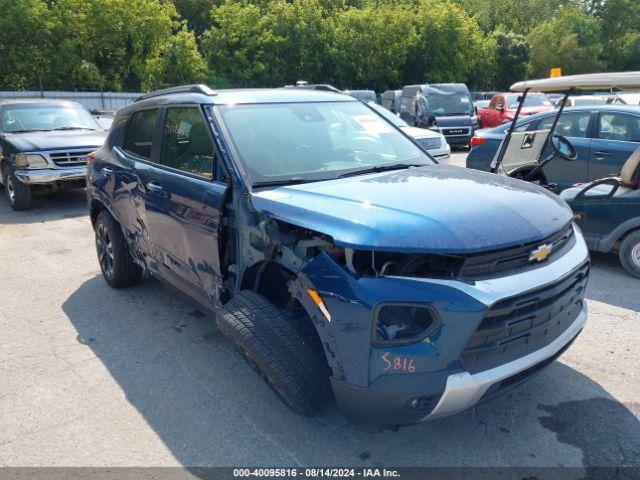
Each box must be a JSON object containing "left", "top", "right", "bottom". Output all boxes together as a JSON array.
[
  {"left": 8, "top": 129, "right": 50, "bottom": 133},
  {"left": 337, "top": 163, "right": 424, "bottom": 179},
  {"left": 252, "top": 177, "right": 317, "bottom": 188},
  {"left": 50, "top": 126, "right": 99, "bottom": 131}
]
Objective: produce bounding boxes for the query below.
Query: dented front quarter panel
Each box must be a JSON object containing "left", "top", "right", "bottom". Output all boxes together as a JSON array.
[{"left": 291, "top": 253, "right": 487, "bottom": 388}]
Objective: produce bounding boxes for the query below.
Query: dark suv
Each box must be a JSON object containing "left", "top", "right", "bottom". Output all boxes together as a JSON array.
[
  {"left": 87, "top": 85, "right": 589, "bottom": 426},
  {"left": 0, "top": 99, "right": 106, "bottom": 210}
]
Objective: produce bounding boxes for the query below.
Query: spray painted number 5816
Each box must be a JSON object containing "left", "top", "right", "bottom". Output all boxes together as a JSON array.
[{"left": 381, "top": 352, "right": 416, "bottom": 373}]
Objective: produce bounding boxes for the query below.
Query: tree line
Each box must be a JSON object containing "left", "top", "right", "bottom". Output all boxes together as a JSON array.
[{"left": 0, "top": 0, "right": 638, "bottom": 93}]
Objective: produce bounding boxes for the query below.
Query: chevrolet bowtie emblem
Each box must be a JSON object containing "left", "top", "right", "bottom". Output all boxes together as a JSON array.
[{"left": 529, "top": 243, "right": 553, "bottom": 262}]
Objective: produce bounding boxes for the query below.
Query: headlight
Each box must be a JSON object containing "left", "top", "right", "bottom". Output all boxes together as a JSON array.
[
  {"left": 15, "top": 153, "right": 48, "bottom": 169},
  {"left": 418, "top": 137, "right": 442, "bottom": 150},
  {"left": 373, "top": 303, "right": 439, "bottom": 346}
]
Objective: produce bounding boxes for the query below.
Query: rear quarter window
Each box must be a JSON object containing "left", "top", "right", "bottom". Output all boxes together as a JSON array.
[{"left": 123, "top": 109, "right": 158, "bottom": 159}]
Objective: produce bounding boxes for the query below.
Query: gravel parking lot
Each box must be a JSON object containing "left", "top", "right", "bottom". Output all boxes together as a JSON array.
[{"left": 1, "top": 150, "right": 639, "bottom": 474}]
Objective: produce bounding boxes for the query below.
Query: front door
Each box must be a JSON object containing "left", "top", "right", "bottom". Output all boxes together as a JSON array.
[
  {"left": 143, "top": 105, "right": 228, "bottom": 308},
  {"left": 589, "top": 111, "right": 640, "bottom": 181}
]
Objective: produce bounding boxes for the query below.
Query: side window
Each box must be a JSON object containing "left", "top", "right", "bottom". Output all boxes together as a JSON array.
[
  {"left": 495, "top": 97, "right": 504, "bottom": 110},
  {"left": 538, "top": 111, "right": 591, "bottom": 138},
  {"left": 400, "top": 95, "right": 413, "bottom": 114},
  {"left": 488, "top": 97, "right": 497, "bottom": 109},
  {"left": 161, "top": 106, "right": 214, "bottom": 178},
  {"left": 123, "top": 109, "right": 158, "bottom": 159},
  {"left": 598, "top": 113, "right": 640, "bottom": 142}
]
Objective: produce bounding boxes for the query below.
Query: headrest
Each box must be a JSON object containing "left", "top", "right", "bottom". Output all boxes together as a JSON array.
[
  {"left": 620, "top": 146, "right": 640, "bottom": 187},
  {"left": 189, "top": 122, "right": 212, "bottom": 156}
]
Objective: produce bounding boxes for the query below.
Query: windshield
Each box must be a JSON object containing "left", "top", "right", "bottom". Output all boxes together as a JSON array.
[
  {"left": 572, "top": 97, "right": 607, "bottom": 106},
  {"left": 217, "top": 101, "right": 434, "bottom": 185},
  {"left": 506, "top": 94, "right": 552, "bottom": 109},
  {"left": 368, "top": 102, "right": 408, "bottom": 128},
  {"left": 2, "top": 103, "right": 101, "bottom": 133},
  {"left": 420, "top": 88, "right": 473, "bottom": 116}
]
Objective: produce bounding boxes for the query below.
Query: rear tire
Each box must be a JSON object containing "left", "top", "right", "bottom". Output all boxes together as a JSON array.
[
  {"left": 217, "top": 290, "right": 332, "bottom": 416},
  {"left": 619, "top": 230, "right": 640, "bottom": 279},
  {"left": 94, "top": 210, "right": 142, "bottom": 287},
  {"left": 3, "top": 164, "right": 32, "bottom": 210}
]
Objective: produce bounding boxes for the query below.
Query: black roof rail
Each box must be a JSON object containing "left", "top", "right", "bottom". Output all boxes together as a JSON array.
[{"left": 135, "top": 84, "right": 217, "bottom": 102}]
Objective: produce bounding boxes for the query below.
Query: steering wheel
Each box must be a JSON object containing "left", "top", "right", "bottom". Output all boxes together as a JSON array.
[
  {"left": 523, "top": 134, "right": 577, "bottom": 183},
  {"left": 550, "top": 134, "right": 578, "bottom": 161}
]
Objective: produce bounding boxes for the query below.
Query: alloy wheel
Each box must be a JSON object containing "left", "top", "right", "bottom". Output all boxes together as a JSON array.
[
  {"left": 6, "top": 176, "right": 15, "bottom": 203},
  {"left": 96, "top": 222, "right": 115, "bottom": 278},
  {"left": 632, "top": 243, "right": 640, "bottom": 268}
]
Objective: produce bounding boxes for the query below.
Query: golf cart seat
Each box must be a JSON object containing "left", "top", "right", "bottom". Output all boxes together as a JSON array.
[
  {"left": 560, "top": 146, "right": 640, "bottom": 202},
  {"left": 620, "top": 145, "right": 640, "bottom": 188}
]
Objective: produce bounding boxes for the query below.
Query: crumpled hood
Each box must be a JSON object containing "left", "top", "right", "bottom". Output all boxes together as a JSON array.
[
  {"left": 4, "top": 130, "right": 107, "bottom": 152},
  {"left": 251, "top": 165, "right": 572, "bottom": 253}
]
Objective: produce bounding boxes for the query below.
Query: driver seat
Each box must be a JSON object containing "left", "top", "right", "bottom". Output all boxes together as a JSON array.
[{"left": 619, "top": 146, "right": 640, "bottom": 188}]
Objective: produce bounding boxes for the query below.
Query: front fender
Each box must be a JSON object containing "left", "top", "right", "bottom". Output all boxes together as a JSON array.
[{"left": 290, "top": 253, "right": 487, "bottom": 387}]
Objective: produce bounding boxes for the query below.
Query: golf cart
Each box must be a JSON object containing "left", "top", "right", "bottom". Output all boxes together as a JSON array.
[
  {"left": 560, "top": 147, "right": 640, "bottom": 278},
  {"left": 492, "top": 72, "right": 640, "bottom": 277},
  {"left": 491, "top": 72, "right": 640, "bottom": 191}
]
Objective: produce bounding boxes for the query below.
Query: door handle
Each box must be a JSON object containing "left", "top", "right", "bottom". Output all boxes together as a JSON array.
[
  {"left": 146, "top": 182, "right": 168, "bottom": 197},
  {"left": 101, "top": 167, "right": 114, "bottom": 174},
  {"left": 593, "top": 151, "right": 613, "bottom": 157}
]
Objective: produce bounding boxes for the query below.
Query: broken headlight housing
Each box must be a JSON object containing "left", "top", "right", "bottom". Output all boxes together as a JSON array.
[
  {"left": 373, "top": 303, "right": 439, "bottom": 346},
  {"left": 15, "top": 153, "right": 48, "bottom": 169}
]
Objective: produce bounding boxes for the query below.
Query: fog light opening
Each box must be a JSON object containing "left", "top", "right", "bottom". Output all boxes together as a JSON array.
[{"left": 374, "top": 304, "right": 437, "bottom": 346}]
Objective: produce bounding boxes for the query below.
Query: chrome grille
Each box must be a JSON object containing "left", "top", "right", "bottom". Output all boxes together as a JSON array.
[{"left": 47, "top": 150, "right": 93, "bottom": 167}]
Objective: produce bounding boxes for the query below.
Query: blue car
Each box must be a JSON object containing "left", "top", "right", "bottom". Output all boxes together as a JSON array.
[
  {"left": 467, "top": 105, "right": 640, "bottom": 191},
  {"left": 87, "top": 85, "right": 589, "bottom": 427}
]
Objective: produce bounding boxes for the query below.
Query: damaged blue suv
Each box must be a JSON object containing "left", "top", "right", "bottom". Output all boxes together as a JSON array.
[{"left": 87, "top": 85, "right": 589, "bottom": 426}]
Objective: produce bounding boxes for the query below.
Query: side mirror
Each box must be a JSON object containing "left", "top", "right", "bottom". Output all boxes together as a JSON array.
[{"left": 496, "top": 105, "right": 504, "bottom": 111}]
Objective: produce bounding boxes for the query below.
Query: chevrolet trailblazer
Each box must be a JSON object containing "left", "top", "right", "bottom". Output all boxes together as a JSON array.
[{"left": 86, "top": 85, "right": 589, "bottom": 426}]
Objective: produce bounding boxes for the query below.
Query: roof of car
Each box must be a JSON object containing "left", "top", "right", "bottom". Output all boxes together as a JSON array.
[
  {"left": 491, "top": 104, "right": 640, "bottom": 131},
  {"left": 127, "top": 87, "right": 356, "bottom": 113},
  {"left": 511, "top": 71, "right": 640, "bottom": 93},
  {"left": 0, "top": 98, "right": 83, "bottom": 106}
]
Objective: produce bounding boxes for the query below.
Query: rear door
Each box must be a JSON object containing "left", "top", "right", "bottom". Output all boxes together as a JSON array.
[
  {"left": 142, "top": 104, "right": 228, "bottom": 308},
  {"left": 109, "top": 108, "right": 162, "bottom": 261},
  {"left": 535, "top": 110, "right": 592, "bottom": 190},
  {"left": 589, "top": 111, "right": 640, "bottom": 181}
]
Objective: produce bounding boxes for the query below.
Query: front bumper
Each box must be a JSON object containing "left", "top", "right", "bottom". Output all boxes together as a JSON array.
[
  {"left": 14, "top": 166, "right": 87, "bottom": 186},
  {"left": 302, "top": 225, "right": 589, "bottom": 426},
  {"left": 331, "top": 305, "right": 585, "bottom": 426},
  {"left": 428, "top": 304, "right": 586, "bottom": 419}
]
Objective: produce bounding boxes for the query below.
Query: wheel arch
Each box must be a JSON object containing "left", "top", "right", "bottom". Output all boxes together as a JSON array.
[{"left": 237, "top": 259, "right": 344, "bottom": 379}]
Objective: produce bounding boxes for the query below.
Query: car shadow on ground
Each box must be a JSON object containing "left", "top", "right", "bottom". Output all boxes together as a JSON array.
[
  {"left": 586, "top": 251, "right": 640, "bottom": 311},
  {"left": 0, "top": 186, "right": 87, "bottom": 225},
  {"left": 62, "top": 275, "right": 640, "bottom": 473}
]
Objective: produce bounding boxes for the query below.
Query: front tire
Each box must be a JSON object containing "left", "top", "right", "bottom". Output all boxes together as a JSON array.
[
  {"left": 217, "top": 290, "right": 332, "bottom": 416},
  {"left": 619, "top": 230, "right": 640, "bottom": 279},
  {"left": 3, "top": 164, "right": 32, "bottom": 210},
  {"left": 94, "top": 210, "right": 142, "bottom": 287}
]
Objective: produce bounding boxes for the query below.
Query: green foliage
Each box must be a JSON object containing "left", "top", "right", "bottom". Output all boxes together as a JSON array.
[
  {"left": 332, "top": 4, "right": 416, "bottom": 91},
  {"left": 0, "top": 0, "right": 637, "bottom": 92},
  {"left": 527, "top": 6, "right": 604, "bottom": 77},
  {"left": 492, "top": 30, "right": 530, "bottom": 89}
]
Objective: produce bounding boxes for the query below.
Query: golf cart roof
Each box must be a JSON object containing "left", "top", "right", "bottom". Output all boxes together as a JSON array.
[{"left": 511, "top": 71, "right": 640, "bottom": 93}]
